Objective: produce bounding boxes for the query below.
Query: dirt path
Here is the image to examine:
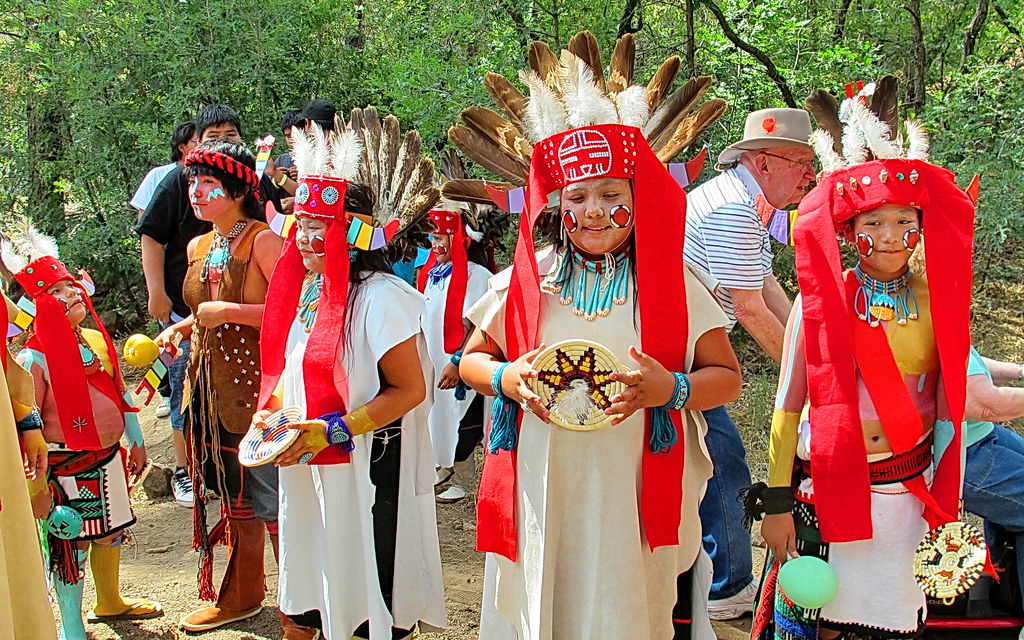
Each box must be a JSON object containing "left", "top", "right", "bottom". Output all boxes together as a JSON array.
[{"left": 57, "top": 401, "right": 1018, "bottom": 639}]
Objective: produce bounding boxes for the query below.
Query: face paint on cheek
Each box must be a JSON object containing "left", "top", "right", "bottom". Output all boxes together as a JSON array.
[
  {"left": 609, "top": 204, "right": 633, "bottom": 229},
  {"left": 434, "top": 244, "right": 449, "bottom": 257},
  {"left": 206, "top": 187, "right": 226, "bottom": 202},
  {"left": 310, "top": 235, "right": 326, "bottom": 257},
  {"left": 189, "top": 182, "right": 203, "bottom": 218},
  {"left": 562, "top": 210, "right": 579, "bottom": 233},
  {"left": 903, "top": 228, "right": 920, "bottom": 252},
  {"left": 856, "top": 233, "right": 874, "bottom": 258}
]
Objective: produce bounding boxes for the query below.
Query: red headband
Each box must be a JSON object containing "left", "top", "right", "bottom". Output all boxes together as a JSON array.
[{"left": 185, "top": 148, "right": 260, "bottom": 192}]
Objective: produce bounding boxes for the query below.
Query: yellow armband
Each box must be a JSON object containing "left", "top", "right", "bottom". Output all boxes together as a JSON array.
[
  {"left": 345, "top": 405, "right": 380, "bottom": 436},
  {"left": 767, "top": 408, "right": 802, "bottom": 488}
]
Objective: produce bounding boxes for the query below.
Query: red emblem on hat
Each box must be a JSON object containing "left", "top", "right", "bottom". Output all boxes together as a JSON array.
[
  {"left": 558, "top": 129, "right": 614, "bottom": 182},
  {"left": 762, "top": 118, "right": 777, "bottom": 134}
]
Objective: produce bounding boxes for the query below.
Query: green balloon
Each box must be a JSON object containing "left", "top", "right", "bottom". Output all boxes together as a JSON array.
[{"left": 777, "top": 555, "right": 838, "bottom": 610}]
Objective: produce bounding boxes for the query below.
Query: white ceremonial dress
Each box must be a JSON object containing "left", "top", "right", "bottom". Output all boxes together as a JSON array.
[
  {"left": 277, "top": 272, "right": 446, "bottom": 640},
  {"left": 422, "top": 260, "right": 492, "bottom": 468},
  {"left": 467, "top": 247, "right": 726, "bottom": 640}
]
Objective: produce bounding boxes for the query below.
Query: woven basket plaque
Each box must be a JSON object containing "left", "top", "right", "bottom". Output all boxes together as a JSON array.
[{"left": 528, "top": 339, "right": 628, "bottom": 431}]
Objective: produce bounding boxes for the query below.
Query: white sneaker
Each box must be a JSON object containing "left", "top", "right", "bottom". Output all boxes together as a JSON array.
[
  {"left": 155, "top": 397, "right": 171, "bottom": 419},
  {"left": 707, "top": 580, "right": 758, "bottom": 620},
  {"left": 434, "top": 467, "right": 454, "bottom": 488},
  {"left": 436, "top": 483, "right": 468, "bottom": 504},
  {"left": 172, "top": 469, "right": 195, "bottom": 508}
]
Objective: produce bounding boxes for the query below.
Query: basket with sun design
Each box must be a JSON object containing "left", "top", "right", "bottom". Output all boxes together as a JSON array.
[{"left": 528, "top": 340, "right": 628, "bottom": 431}]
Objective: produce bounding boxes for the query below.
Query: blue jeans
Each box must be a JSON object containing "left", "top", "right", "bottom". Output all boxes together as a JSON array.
[
  {"left": 168, "top": 339, "right": 190, "bottom": 432},
  {"left": 699, "top": 405, "right": 754, "bottom": 599},
  {"left": 963, "top": 425, "right": 1024, "bottom": 597}
]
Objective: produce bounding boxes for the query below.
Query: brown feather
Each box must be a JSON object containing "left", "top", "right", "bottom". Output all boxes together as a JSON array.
[
  {"left": 607, "top": 33, "right": 635, "bottom": 93},
  {"left": 869, "top": 75, "right": 900, "bottom": 138},
  {"left": 646, "top": 76, "right": 712, "bottom": 146},
  {"left": 568, "top": 31, "right": 605, "bottom": 91},
  {"left": 804, "top": 89, "right": 843, "bottom": 154},
  {"left": 441, "top": 178, "right": 515, "bottom": 205},
  {"left": 484, "top": 72, "right": 528, "bottom": 129},
  {"left": 448, "top": 125, "right": 529, "bottom": 185},
  {"left": 440, "top": 148, "right": 468, "bottom": 181},
  {"left": 645, "top": 55, "right": 681, "bottom": 111},
  {"left": 529, "top": 40, "right": 561, "bottom": 90},
  {"left": 459, "top": 106, "right": 533, "bottom": 162},
  {"left": 381, "top": 114, "right": 402, "bottom": 203},
  {"left": 655, "top": 99, "right": 728, "bottom": 162}
]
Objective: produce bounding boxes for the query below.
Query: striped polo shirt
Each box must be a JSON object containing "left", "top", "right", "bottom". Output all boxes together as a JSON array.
[{"left": 684, "top": 166, "right": 773, "bottom": 332}]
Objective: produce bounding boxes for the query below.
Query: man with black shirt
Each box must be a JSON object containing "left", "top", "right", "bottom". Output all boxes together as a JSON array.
[{"left": 135, "top": 104, "right": 280, "bottom": 510}]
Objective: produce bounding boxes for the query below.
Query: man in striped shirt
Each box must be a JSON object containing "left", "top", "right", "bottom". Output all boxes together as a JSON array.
[{"left": 684, "top": 108, "right": 816, "bottom": 620}]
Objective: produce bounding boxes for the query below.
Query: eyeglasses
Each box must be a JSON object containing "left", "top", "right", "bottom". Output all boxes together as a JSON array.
[{"left": 759, "top": 150, "right": 817, "bottom": 177}]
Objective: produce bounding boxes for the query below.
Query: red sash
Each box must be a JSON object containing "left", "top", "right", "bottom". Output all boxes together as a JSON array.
[{"left": 844, "top": 273, "right": 956, "bottom": 528}]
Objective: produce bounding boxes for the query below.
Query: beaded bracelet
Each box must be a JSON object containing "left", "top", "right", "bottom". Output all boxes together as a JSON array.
[
  {"left": 16, "top": 408, "right": 44, "bottom": 433},
  {"left": 491, "top": 362, "right": 511, "bottom": 398},
  {"left": 666, "top": 372, "right": 691, "bottom": 410},
  {"left": 318, "top": 411, "right": 356, "bottom": 453},
  {"left": 450, "top": 349, "right": 463, "bottom": 367}
]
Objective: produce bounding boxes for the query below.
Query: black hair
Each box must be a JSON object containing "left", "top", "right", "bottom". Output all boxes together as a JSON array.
[
  {"left": 195, "top": 104, "right": 243, "bottom": 139},
  {"left": 280, "top": 109, "right": 304, "bottom": 133},
  {"left": 170, "top": 121, "right": 196, "bottom": 163},
  {"left": 466, "top": 239, "right": 490, "bottom": 267},
  {"left": 183, "top": 139, "right": 261, "bottom": 219}
]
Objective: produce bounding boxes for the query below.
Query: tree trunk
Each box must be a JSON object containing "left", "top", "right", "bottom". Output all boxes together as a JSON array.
[
  {"left": 960, "top": 0, "right": 990, "bottom": 70},
  {"left": 618, "top": 0, "right": 643, "bottom": 37},
  {"left": 905, "top": 0, "right": 927, "bottom": 112},
  {"left": 698, "top": 0, "right": 798, "bottom": 107},
  {"left": 684, "top": 0, "right": 696, "bottom": 76},
  {"left": 833, "top": 0, "right": 855, "bottom": 40}
]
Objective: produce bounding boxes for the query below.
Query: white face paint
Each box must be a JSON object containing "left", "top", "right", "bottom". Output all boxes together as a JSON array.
[{"left": 188, "top": 175, "right": 235, "bottom": 222}]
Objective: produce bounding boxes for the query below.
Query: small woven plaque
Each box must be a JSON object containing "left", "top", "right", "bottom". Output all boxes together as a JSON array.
[
  {"left": 529, "top": 339, "right": 627, "bottom": 431},
  {"left": 913, "top": 521, "right": 986, "bottom": 601},
  {"left": 238, "top": 406, "right": 304, "bottom": 467}
]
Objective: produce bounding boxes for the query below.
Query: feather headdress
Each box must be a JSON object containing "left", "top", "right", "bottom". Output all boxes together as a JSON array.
[
  {"left": 1, "top": 217, "right": 61, "bottom": 277},
  {"left": 349, "top": 107, "right": 440, "bottom": 263},
  {"left": 805, "top": 76, "right": 929, "bottom": 173},
  {"left": 445, "top": 30, "right": 727, "bottom": 201}
]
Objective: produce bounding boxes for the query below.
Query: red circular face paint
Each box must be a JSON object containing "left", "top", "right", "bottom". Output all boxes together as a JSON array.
[
  {"left": 610, "top": 204, "right": 633, "bottom": 229},
  {"left": 311, "top": 236, "right": 326, "bottom": 257},
  {"left": 856, "top": 233, "right": 874, "bottom": 258},
  {"left": 562, "top": 210, "right": 579, "bottom": 233},
  {"left": 903, "top": 228, "right": 920, "bottom": 252}
]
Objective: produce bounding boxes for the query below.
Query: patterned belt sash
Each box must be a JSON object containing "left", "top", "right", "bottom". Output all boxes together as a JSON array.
[
  {"left": 49, "top": 444, "right": 120, "bottom": 478},
  {"left": 799, "top": 432, "right": 933, "bottom": 486}
]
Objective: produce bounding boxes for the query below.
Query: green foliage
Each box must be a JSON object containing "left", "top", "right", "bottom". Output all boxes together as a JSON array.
[{"left": 0, "top": 0, "right": 1020, "bottom": 336}]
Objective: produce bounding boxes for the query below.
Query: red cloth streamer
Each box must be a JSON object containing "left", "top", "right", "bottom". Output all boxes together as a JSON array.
[
  {"left": 260, "top": 183, "right": 352, "bottom": 465},
  {"left": 794, "top": 158, "right": 974, "bottom": 543},
  {"left": 418, "top": 210, "right": 469, "bottom": 354},
  {"left": 20, "top": 262, "right": 134, "bottom": 450},
  {"left": 477, "top": 124, "right": 690, "bottom": 560}
]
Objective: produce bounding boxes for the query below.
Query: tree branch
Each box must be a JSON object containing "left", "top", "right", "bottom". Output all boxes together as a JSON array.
[
  {"left": 993, "top": 3, "right": 1022, "bottom": 42},
  {"left": 960, "top": 0, "right": 991, "bottom": 71},
  {"left": 697, "top": 0, "right": 797, "bottom": 107},
  {"left": 833, "top": 0, "right": 855, "bottom": 40},
  {"left": 618, "top": 0, "right": 643, "bottom": 37},
  {"left": 904, "top": 0, "right": 927, "bottom": 111}
]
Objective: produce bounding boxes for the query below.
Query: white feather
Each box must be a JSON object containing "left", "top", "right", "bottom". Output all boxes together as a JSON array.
[
  {"left": 611, "top": 85, "right": 650, "bottom": 129},
  {"left": 329, "top": 129, "right": 362, "bottom": 180},
  {"left": 290, "top": 127, "right": 314, "bottom": 179},
  {"left": 17, "top": 221, "right": 60, "bottom": 261},
  {"left": 905, "top": 120, "right": 930, "bottom": 161},
  {"left": 841, "top": 116, "right": 868, "bottom": 166},
  {"left": 519, "top": 70, "right": 568, "bottom": 143},
  {"left": 852, "top": 103, "right": 901, "bottom": 159},
  {"left": 310, "top": 123, "right": 330, "bottom": 176},
  {"left": 559, "top": 51, "right": 618, "bottom": 129},
  {"left": 1, "top": 239, "right": 27, "bottom": 274},
  {"left": 810, "top": 130, "right": 844, "bottom": 172},
  {"left": 465, "top": 224, "right": 484, "bottom": 242}
]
